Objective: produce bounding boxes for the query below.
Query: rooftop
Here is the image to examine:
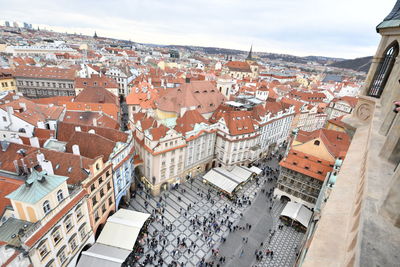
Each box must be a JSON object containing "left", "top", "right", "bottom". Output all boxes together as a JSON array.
[{"left": 6, "top": 170, "right": 67, "bottom": 204}]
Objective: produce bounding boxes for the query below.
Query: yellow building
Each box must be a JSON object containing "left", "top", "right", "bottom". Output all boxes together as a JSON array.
[{"left": 0, "top": 70, "right": 17, "bottom": 92}]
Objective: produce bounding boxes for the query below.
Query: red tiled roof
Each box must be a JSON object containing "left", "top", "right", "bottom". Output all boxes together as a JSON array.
[
  {"left": 57, "top": 121, "right": 128, "bottom": 143},
  {"left": 65, "top": 131, "right": 116, "bottom": 161},
  {"left": 0, "top": 176, "right": 24, "bottom": 217},
  {"left": 225, "top": 61, "right": 251, "bottom": 72},
  {"left": 150, "top": 124, "right": 169, "bottom": 141},
  {"left": 62, "top": 111, "right": 119, "bottom": 129},
  {"left": 280, "top": 149, "right": 333, "bottom": 181},
  {"left": 14, "top": 66, "right": 75, "bottom": 80},
  {"left": 210, "top": 104, "right": 257, "bottom": 135},
  {"left": 155, "top": 80, "right": 224, "bottom": 115},
  {"left": 295, "top": 128, "right": 351, "bottom": 158},
  {"left": 74, "top": 86, "right": 119, "bottom": 106},
  {"left": 0, "top": 97, "right": 65, "bottom": 126},
  {"left": 75, "top": 74, "right": 118, "bottom": 89},
  {"left": 175, "top": 109, "right": 208, "bottom": 134}
]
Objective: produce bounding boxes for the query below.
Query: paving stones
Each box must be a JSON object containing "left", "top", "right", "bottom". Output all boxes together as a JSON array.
[{"left": 128, "top": 153, "right": 305, "bottom": 267}]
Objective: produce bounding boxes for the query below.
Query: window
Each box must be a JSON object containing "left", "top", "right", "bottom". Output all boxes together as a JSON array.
[
  {"left": 38, "top": 241, "right": 49, "bottom": 260},
  {"left": 2, "top": 116, "right": 6, "bottom": 122},
  {"left": 64, "top": 216, "right": 73, "bottom": 232},
  {"left": 43, "top": 200, "right": 51, "bottom": 214},
  {"left": 57, "top": 190, "right": 63, "bottom": 203},
  {"left": 108, "top": 197, "right": 113, "bottom": 206},
  {"left": 102, "top": 204, "right": 106, "bottom": 213},
  {"left": 91, "top": 184, "right": 96, "bottom": 192},
  {"left": 314, "top": 140, "right": 320, "bottom": 146},
  {"left": 76, "top": 207, "right": 83, "bottom": 221},
  {"left": 94, "top": 211, "right": 100, "bottom": 221},
  {"left": 107, "top": 182, "right": 112, "bottom": 191},
  {"left": 92, "top": 196, "right": 97, "bottom": 207},
  {"left": 57, "top": 247, "right": 67, "bottom": 264},
  {"left": 368, "top": 42, "right": 399, "bottom": 98},
  {"left": 69, "top": 235, "right": 77, "bottom": 251},
  {"left": 100, "top": 188, "right": 105, "bottom": 198},
  {"left": 99, "top": 177, "right": 104, "bottom": 184},
  {"left": 79, "top": 223, "right": 87, "bottom": 239},
  {"left": 52, "top": 229, "right": 62, "bottom": 245}
]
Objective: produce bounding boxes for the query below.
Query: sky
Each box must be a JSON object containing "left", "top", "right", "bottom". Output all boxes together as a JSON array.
[{"left": 0, "top": 0, "right": 397, "bottom": 59}]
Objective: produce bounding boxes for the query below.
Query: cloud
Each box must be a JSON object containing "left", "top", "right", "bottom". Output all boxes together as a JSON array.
[{"left": 0, "top": 0, "right": 396, "bottom": 58}]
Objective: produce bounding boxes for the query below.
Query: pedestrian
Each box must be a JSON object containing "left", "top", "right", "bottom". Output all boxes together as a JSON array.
[{"left": 240, "top": 249, "right": 244, "bottom": 257}]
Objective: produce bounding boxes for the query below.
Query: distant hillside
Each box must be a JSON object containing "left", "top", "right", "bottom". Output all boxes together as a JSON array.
[{"left": 329, "top": 56, "right": 372, "bottom": 73}]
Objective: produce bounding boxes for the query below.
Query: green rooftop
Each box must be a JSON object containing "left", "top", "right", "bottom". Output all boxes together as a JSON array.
[
  {"left": 6, "top": 170, "right": 68, "bottom": 204},
  {"left": 377, "top": 1, "right": 400, "bottom": 31},
  {"left": 0, "top": 217, "right": 33, "bottom": 247}
]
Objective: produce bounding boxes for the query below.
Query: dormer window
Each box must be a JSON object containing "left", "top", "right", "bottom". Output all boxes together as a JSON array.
[
  {"left": 57, "top": 190, "right": 64, "bottom": 203},
  {"left": 43, "top": 200, "right": 51, "bottom": 214}
]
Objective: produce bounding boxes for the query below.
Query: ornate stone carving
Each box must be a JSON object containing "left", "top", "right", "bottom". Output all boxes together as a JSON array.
[{"left": 355, "top": 103, "right": 373, "bottom": 122}]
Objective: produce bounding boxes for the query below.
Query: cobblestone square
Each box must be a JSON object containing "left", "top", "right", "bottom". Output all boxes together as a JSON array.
[{"left": 127, "top": 153, "right": 305, "bottom": 267}]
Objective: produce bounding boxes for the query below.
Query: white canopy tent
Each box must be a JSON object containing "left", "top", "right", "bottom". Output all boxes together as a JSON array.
[
  {"left": 280, "top": 202, "right": 312, "bottom": 228},
  {"left": 77, "top": 243, "right": 130, "bottom": 267},
  {"left": 77, "top": 209, "right": 151, "bottom": 267},
  {"left": 249, "top": 166, "right": 263, "bottom": 175},
  {"left": 203, "top": 169, "right": 238, "bottom": 194},
  {"left": 203, "top": 166, "right": 257, "bottom": 194},
  {"left": 97, "top": 209, "right": 150, "bottom": 250},
  {"left": 230, "top": 166, "right": 253, "bottom": 180}
]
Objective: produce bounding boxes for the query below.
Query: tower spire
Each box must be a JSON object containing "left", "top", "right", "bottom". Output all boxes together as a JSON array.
[{"left": 247, "top": 45, "right": 253, "bottom": 60}]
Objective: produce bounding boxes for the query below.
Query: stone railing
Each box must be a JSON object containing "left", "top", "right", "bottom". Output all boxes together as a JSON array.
[{"left": 300, "top": 96, "right": 376, "bottom": 267}]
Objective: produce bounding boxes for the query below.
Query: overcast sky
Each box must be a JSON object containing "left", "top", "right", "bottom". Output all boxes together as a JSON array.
[{"left": 0, "top": 0, "right": 397, "bottom": 59}]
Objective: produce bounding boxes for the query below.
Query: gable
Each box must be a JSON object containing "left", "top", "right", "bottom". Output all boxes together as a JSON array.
[{"left": 292, "top": 137, "right": 335, "bottom": 162}]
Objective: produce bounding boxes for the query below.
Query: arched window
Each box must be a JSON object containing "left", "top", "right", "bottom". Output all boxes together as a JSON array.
[
  {"left": 314, "top": 140, "right": 320, "bottom": 146},
  {"left": 43, "top": 200, "right": 51, "bottom": 214},
  {"left": 368, "top": 42, "right": 399, "bottom": 98},
  {"left": 57, "top": 190, "right": 64, "bottom": 203}
]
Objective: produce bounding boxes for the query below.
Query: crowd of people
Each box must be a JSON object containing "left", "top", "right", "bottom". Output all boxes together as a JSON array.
[{"left": 126, "top": 148, "right": 288, "bottom": 267}]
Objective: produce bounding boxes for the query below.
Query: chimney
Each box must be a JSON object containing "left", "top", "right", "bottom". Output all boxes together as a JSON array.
[
  {"left": 72, "top": 144, "right": 80, "bottom": 155},
  {"left": 92, "top": 118, "right": 97, "bottom": 127},
  {"left": 37, "top": 151, "right": 54, "bottom": 175},
  {"left": 1, "top": 141, "right": 10, "bottom": 152},
  {"left": 75, "top": 126, "right": 81, "bottom": 132},
  {"left": 13, "top": 160, "right": 21, "bottom": 175},
  {"left": 185, "top": 77, "right": 191, "bottom": 83},
  {"left": 37, "top": 121, "right": 45, "bottom": 129},
  {"left": 148, "top": 77, "right": 152, "bottom": 85},
  {"left": 6, "top": 106, "right": 14, "bottom": 115},
  {"left": 147, "top": 91, "right": 151, "bottom": 100},
  {"left": 19, "top": 102, "right": 26, "bottom": 112},
  {"left": 29, "top": 137, "right": 40, "bottom": 148}
]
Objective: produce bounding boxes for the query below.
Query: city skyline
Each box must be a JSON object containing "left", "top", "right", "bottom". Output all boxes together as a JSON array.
[{"left": 0, "top": 0, "right": 395, "bottom": 59}]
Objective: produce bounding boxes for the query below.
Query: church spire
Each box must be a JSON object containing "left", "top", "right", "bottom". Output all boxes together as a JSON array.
[
  {"left": 94, "top": 31, "right": 98, "bottom": 38},
  {"left": 246, "top": 45, "right": 253, "bottom": 60}
]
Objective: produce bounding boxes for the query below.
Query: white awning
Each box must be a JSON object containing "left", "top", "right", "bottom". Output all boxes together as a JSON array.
[
  {"left": 230, "top": 166, "right": 253, "bottom": 180},
  {"left": 280, "top": 202, "right": 312, "bottom": 228},
  {"left": 96, "top": 209, "right": 150, "bottom": 250},
  {"left": 77, "top": 243, "right": 130, "bottom": 267},
  {"left": 203, "top": 169, "right": 238, "bottom": 194},
  {"left": 203, "top": 166, "right": 253, "bottom": 194},
  {"left": 249, "top": 166, "right": 263, "bottom": 175}
]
